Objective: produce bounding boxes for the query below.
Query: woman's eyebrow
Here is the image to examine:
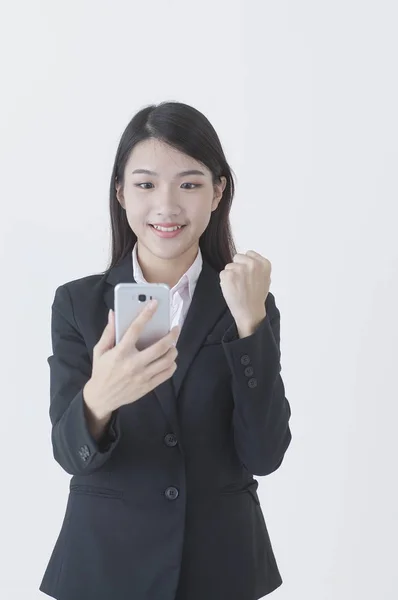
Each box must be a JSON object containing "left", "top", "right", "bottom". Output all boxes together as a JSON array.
[{"left": 131, "top": 169, "right": 206, "bottom": 177}]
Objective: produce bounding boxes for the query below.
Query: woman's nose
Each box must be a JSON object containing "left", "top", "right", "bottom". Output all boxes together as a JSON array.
[{"left": 153, "top": 191, "right": 181, "bottom": 213}]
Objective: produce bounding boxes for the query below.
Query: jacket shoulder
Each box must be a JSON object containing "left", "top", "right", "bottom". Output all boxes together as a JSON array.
[
  {"left": 51, "top": 271, "right": 109, "bottom": 313},
  {"left": 55, "top": 268, "right": 109, "bottom": 294}
]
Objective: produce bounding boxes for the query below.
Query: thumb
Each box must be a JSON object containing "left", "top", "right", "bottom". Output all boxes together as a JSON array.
[{"left": 95, "top": 309, "right": 115, "bottom": 356}]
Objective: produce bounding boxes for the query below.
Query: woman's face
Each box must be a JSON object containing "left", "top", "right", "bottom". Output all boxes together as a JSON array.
[{"left": 115, "top": 138, "right": 226, "bottom": 261}]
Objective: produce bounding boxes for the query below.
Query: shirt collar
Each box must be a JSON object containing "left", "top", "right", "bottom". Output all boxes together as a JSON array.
[{"left": 132, "top": 242, "right": 203, "bottom": 300}]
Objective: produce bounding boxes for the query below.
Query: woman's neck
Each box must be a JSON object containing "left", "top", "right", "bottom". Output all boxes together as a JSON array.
[{"left": 136, "top": 242, "right": 199, "bottom": 288}]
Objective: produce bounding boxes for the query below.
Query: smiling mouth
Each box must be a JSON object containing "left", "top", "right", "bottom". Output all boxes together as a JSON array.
[
  {"left": 149, "top": 224, "right": 186, "bottom": 231},
  {"left": 148, "top": 224, "right": 187, "bottom": 238}
]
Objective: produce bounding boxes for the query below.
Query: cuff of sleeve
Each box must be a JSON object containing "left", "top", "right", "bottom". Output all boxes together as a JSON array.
[
  {"left": 221, "top": 313, "right": 280, "bottom": 377},
  {"left": 97, "top": 412, "right": 119, "bottom": 453},
  {"left": 221, "top": 312, "right": 273, "bottom": 345},
  {"left": 73, "top": 389, "right": 121, "bottom": 468}
]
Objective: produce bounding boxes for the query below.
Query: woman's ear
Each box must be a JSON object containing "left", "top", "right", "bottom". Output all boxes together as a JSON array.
[
  {"left": 115, "top": 179, "right": 125, "bottom": 209},
  {"left": 212, "top": 176, "right": 227, "bottom": 211}
]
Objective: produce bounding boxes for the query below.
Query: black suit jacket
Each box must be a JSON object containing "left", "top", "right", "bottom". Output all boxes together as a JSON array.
[{"left": 39, "top": 253, "right": 292, "bottom": 600}]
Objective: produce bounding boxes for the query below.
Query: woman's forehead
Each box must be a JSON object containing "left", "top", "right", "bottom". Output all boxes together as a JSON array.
[{"left": 127, "top": 138, "right": 210, "bottom": 176}]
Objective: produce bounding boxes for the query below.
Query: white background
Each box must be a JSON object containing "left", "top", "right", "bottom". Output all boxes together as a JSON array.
[{"left": 0, "top": 1, "right": 397, "bottom": 598}]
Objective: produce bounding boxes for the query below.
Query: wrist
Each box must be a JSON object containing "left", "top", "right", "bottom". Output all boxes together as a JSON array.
[
  {"left": 83, "top": 380, "right": 112, "bottom": 422},
  {"left": 236, "top": 311, "right": 266, "bottom": 338}
]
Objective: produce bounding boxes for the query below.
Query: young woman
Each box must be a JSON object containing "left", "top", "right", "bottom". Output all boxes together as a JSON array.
[{"left": 39, "top": 101, "right": 292, "bottom": 600}]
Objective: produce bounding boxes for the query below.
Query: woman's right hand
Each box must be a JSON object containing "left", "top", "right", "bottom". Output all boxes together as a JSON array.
[{"left": 83, "top": 300, "right": 180, "bottom": 421}]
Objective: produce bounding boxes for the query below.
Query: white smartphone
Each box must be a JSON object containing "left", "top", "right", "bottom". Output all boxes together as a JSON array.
[{"left": 114, "top": 283, "right": 171, "bottom": 350}]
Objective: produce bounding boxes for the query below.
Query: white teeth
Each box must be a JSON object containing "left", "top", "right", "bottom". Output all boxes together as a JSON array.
[{"left": 152, "top": 225, "right": 183, "bottom": 232}]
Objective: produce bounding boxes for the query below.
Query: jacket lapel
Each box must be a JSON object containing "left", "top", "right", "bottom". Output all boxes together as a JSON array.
[
  {"left": 171, "top": 259, "right": 227, "bottom": 396},
  {"left": 103, "top": 251, "right": 227, "bottom": 439}
]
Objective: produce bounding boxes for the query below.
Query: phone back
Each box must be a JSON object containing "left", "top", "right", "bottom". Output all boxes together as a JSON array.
[{"left": 114, "top": 283, "right": 171, "bottom": 350}]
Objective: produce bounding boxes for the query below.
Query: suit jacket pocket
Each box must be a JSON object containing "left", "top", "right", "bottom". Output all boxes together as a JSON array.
[{"left": 70, "top": 484, "right": 123, "bottom": 499}]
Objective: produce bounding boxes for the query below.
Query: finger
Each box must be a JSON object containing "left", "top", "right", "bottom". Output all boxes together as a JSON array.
[
  {"left": 232, "top": 254, "right": 253, "bottom": 266},
  {"left": 139, "top": 325, "right": 180, "bottom": 365},
  {"left": 94, "top": 309, "right": 115, "bottom": 356},
  {"left": 145, "top": 345, "right": 178, "bottom": 379},
  {"left": 245, "top": 250, "right": 263, "bottom": 259},
  {"left": 224, "top": 262, "right": 244, "bottom": 270},
  {"left": 118, "top": 299, "right": 158, "bottom": 349},
  {"left": 147, "top": 361, "right": 177, "bottom": 389}
]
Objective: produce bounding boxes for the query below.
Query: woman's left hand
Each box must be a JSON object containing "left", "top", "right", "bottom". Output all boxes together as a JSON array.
[{"left": 219, "top": 250, "right": 271, "bottom": 335}]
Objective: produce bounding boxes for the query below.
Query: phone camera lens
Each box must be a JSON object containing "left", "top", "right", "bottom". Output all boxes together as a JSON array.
[{"left": 138, "top": 294, "right": 146, "bottom": 302}]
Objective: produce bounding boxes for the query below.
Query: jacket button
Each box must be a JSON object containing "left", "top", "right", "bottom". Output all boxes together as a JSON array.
[
  {"left": 165, "top": 487, "right": 179, "bottom": 500},
  {"left": 78, "top": 445, "right": 90, "bottom": 461},
  {"left": 240, "top": 354, "right": 251, "bottom": 366},
  {"left": 248, "top": 378, "right": 258, "bottom": 388},
  {"left": 244, "top": 366, "right": 254, "bottom": 377},
  {"left": 164, "top": 433, "right": 178, "bottom": 447}
]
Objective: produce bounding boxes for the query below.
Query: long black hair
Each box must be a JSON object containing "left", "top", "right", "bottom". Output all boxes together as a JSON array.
[{"left": 106, "top": 101, "right": 237, "bottom": 273}]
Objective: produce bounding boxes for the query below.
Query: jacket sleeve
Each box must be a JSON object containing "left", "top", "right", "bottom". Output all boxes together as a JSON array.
[
  {"left": 221, "top": 292, "right": 292, "bottom": 476},
  {"left": 47, "top": 284, "right": 121, "bottom": 475}
]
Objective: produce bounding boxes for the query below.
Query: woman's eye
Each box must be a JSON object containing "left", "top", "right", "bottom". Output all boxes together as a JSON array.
[
  {"left": 135, "top": 182, "right": 153, "bottom": 189},
  {"left": 181, "top": 183, "right": 201, "bottom": 189},
  {"left": 134, "top": 182, "right": 201, "bottom": 190}
]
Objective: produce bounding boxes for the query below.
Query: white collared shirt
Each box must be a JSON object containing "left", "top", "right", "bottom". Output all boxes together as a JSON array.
[{"left": 131, "top": 243, "right": 203, "bottom": 331}]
